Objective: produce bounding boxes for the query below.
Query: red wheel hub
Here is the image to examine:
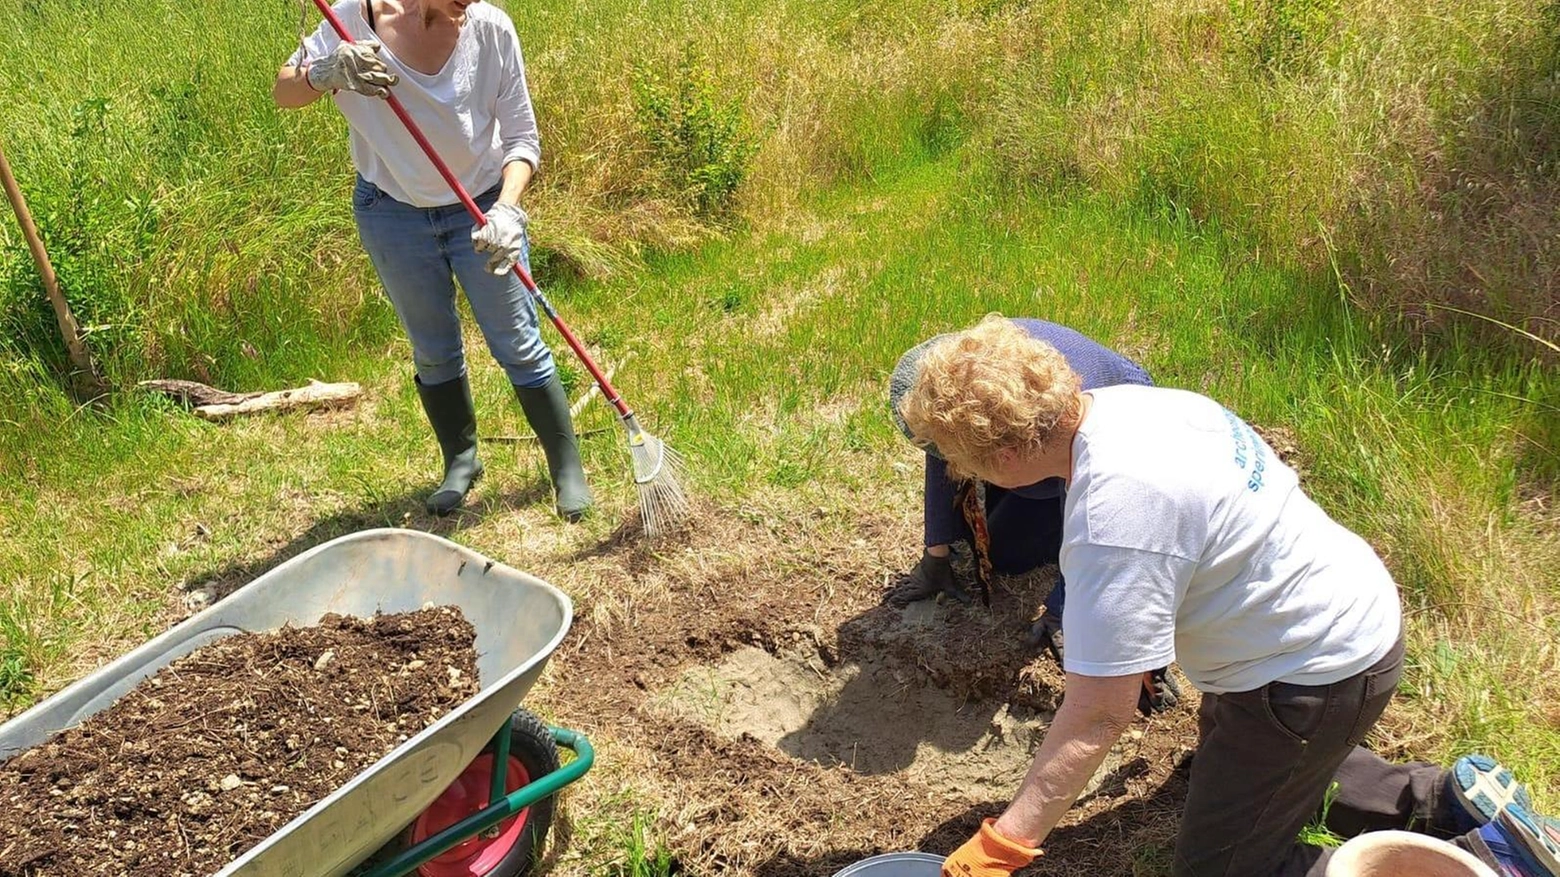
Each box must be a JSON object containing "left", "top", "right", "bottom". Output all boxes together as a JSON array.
[{"left": 414, "top": 753, "right": 532, "bottom": 877}]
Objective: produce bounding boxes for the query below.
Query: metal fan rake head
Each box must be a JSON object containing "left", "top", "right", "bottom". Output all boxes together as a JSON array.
[{"left": 626, "top": 416, "right": 690, "bottom": 538}]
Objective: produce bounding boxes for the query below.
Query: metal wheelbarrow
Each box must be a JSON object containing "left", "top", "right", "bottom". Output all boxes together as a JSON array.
[{"left": 0, "top": 529, "right": 592, "bottom": 877}]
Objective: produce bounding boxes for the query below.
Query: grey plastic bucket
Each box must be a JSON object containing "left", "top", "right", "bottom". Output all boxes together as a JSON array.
[{"left": 832, "top": 852, "right": 944, "bottom": 877}]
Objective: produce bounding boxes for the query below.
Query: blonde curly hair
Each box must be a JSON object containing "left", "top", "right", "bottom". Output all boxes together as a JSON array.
[{"left": 898, "top": 315, "right": 1082, "bottom": 479}]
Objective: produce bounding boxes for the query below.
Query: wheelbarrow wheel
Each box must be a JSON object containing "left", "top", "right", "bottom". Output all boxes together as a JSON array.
[{"left": 407, "top": 709, "right": 561, "bottom": 877}]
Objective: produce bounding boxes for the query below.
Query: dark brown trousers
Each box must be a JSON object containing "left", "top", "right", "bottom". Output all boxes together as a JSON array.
[{"left": 1172, "top": 638, "right": 1498, "bottom": 876}]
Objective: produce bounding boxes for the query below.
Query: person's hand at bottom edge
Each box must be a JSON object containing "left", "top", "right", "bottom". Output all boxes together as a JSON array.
[{"left": 943, "top": 818, "right": 1042, "bottom": 877}]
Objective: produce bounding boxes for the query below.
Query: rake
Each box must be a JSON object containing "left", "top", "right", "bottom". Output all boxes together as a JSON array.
[{"left": 308, "top": 0, "right": 690, "bottom": 536}]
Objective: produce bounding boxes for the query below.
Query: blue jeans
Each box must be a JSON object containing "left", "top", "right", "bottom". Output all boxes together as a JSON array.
[{"left": 352, "top": 176, "right": 555, "bottom": 388}]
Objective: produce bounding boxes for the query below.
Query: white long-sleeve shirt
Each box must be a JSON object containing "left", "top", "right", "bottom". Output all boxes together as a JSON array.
[{"left": 291, "top": 0, "right": 541, "bottom": 208}]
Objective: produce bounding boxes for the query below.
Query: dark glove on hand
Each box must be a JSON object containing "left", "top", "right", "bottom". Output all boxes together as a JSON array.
[
  {"left": 1138, "top": 666, "right": 1181, "bottom": 717},
  {"left": 888, "top": 550, "right": 971, "bottom": 607},
  {"left": 1027, "top": 612, "right": 1065, "bottom": 665}
]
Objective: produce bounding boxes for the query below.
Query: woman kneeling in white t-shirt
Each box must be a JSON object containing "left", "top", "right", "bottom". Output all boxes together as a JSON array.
[
  {"left": 897, "top": 316, "right": 1557, "bottom": 877},
  {"left": 273, "top": 0, "right": 590, "bottom": 520}
]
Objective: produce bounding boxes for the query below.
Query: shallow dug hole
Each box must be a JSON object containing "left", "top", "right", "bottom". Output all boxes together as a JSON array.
[
  {"left": 550, "top": 511, "right": 1200, "bottom": 876},
  {"left": 659, "top": 645, "right": 1130, "bottom": 802},
  {"left": 655, "top": 607, "right": 1124, "bottom": 803}
]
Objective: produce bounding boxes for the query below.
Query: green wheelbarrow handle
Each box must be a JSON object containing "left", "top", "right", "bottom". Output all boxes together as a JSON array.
[{"left": 362, "top": 726, "right": 594, "bottom": 877}]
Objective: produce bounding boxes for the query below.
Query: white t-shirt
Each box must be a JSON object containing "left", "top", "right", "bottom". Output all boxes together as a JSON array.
[
  {"left": 1059, "top": 385, "right": 1401, "bottom": 694},
  {"left": 291, "top": 1, "right": 541, "bottom": 208}
]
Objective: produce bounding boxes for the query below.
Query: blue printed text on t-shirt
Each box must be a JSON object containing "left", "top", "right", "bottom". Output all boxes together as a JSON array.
[{"left": 1222, "top": 408, "right": 1269, "bottom": 493}]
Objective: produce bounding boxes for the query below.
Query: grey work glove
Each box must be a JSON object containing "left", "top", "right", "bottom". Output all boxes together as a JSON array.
[
  {"left": 471, "top": 203, "right": 529, "bottom": 275},
  {"left": 1027, "top": 611, "right": 1064, "bottom": 665},
  {"left": 887, "top": 550, "right": 971, "bottom": 607},
  {"left": 307, "top": 41, "right": 399, "bottom": 98}
]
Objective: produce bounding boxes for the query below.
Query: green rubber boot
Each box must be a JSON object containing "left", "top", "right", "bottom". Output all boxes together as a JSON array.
[
  {"left": 415, "top": 374, "right": 484, "bottom": 516},
  {"left": 513, "top": 374, "right": 593, "bottom": 521}
]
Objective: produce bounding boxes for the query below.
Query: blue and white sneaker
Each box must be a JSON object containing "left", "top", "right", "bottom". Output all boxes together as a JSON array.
[
  {"left": 1506, "top": 806, "right": 1560, "bottom": 875},
  {"left": 1451, "top": 754, "right": 1535, "bottom": 831},
  {"left": 1479, "top": 805, "right": 1560, "bottom": 877}
]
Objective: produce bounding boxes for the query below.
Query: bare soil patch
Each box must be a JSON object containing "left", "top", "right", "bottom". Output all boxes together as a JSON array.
[
  {"left": 545, "top": 507, "right": 1200, "bottom": 875},
  {"left": 0, "top": 608, "right": 478, "bottom": 877},
  {"left": 656, "top": 640, "right": 1120, "bottom": 806}
]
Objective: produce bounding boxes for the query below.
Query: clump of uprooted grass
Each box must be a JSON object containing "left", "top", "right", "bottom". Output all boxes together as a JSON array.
[{"left": 983, "top": 0, "right": 1559, "bottom": 348}]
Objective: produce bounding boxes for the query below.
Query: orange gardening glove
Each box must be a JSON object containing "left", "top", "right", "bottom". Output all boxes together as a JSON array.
[{"left": 942, "top": 818, "right": 1043, "bottom": 877}]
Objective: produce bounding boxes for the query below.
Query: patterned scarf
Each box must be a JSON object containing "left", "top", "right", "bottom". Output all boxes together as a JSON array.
[{"left": 956, "top": 478, "right": 993, "bottom": 606}]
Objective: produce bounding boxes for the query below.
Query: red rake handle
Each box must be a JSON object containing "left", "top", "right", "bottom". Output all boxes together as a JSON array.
[{"left": 309, "top": 0, "right": 631, "bottom": 419}]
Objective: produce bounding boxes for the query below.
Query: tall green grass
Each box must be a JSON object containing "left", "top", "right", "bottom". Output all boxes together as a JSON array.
[
  {"left": 4, "top": 0, "right": 1550, "bottom": 410},
  {"left": 0, "top": 0, "right": 395, "bottom": 448},
  {"left": 0, "top": 0, "right": 991, "bottom": 454},
  {"left": 982, "top": 0, "right": 1559, "bottom": 346}
]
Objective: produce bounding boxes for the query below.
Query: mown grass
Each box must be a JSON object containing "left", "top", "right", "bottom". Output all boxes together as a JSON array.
[{"left": 1, "top": 0, "right": 1557, "bottom": 869}]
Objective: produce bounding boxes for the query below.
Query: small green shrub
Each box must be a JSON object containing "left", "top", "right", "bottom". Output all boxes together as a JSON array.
[
  {"left": 148, "top": 74, "right": 215, "bottom": 175},
  {"left": 917, "top": 89, "right": 968, "bottom": 158},
  {"left": 0, "top": 649, "right": 34, "bottom": 708},
  {"left": 0, "top": 96, "right": 159, "bottom": 379},
  {"left": 632, "top": 50, "right": 759, "bottom": 220},
  {"left": 1229, "top": 0, "right": 1341, "bottom": 71},
  {"left": 555, "top": 358, "right": 583, "bottom": 397}
]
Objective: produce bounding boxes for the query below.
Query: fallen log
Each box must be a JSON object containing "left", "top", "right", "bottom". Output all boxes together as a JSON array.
[
  {"left": 141, "top": 379, "right": 362, "bottom": 421},
  {"left": 138, "top": 379, "right": 257, "bottom": 407}
]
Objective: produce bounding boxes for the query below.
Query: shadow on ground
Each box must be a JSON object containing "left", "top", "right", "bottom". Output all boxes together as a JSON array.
[
  {"left": 748, "top": 769, "right": 1188, "bottom": 877},
  {"left": 764, "top": 575, "right": 1060, "bottom": 780},
  {"left": 178, "top": 479, "right": 555, "bottom": 605},
  {"left": 548, "top": 507, "right": 1203, "bottom": 876}
]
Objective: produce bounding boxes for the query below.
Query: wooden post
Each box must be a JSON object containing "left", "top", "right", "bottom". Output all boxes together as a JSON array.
[{"left": 0, "top": 137, "right": 106, "bottom": 393}]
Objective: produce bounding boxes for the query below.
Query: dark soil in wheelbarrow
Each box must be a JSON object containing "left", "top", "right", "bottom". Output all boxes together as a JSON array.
[{"left": 0, "top": 607, "right": 479, "bottom": 877}]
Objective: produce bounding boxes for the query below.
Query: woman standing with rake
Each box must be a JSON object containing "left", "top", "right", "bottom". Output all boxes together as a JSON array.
[{"left": 273, "top": 0, "right": 591, "bottom": 520}]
